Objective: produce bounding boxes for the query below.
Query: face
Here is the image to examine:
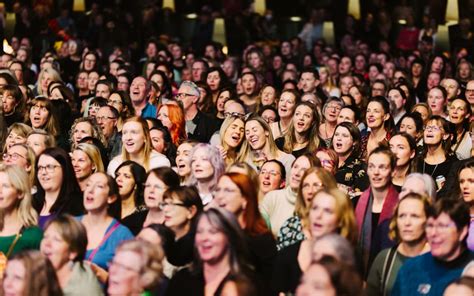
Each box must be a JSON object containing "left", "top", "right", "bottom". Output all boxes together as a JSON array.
[
  {"left": 3, "top": 260, "right": 26, "bottom": 296},
  {"left": 163, "top": 195, "right": 193, "bottom": 231},
  {"left": 95, "top": 84, "right": 111, "bottom": 100},
  {"left": 366, "top": 101, "right": 387, "bottom": 129},
  {"left": 177, "top": 85, "right": 198, "bottom": 111},
  {"left": 107, "top": 93, "right": 124, "bottom": 113},
  {"left": 37, "top": 155, "right": 63, "bottom": 193},
  {"left": 259, "top": 162, "right": 283, "bottom": 194},
  {"left": 427, "top": 73, "right": 440, "bottom": 90},
  {"left": 412, "top": 63, "right": 423, "bottom": 77},
  {"left": 465, "top": 81, "right": 474, "bottom": 105},
  {"left": 339, "top": 76, "right": 354, "bottom": 95},
  {"left": 4, "top": 144, "right": 29, "bottom": 171},
  {"left": 223, "top": 119, "right": 245, "bottom": 149},
  {"left": 117, "top": 76, "right": 130, "bottom": 92},
  {"left": 324, "top": 101, "right": 342, "bottom": 124},
  {"left": 214, "top": 176, "right": 245, "bottom": 215},
  {"left": 206, "top": 70, "right": 221, "bottom": 91},
  {"left": 399, "top": 117, "right": 418, "bottom": 139},
  {"left": 400, "top": 177, "right": 428, "bottom": 199},
  {"left": 84, "top": 173, "right": 114, "bottom": 212},
  {"left": 83, "top": 53, "right": 96, "bottom": 71},
  {"left": 73, "top": 121, "right": 93, "bottom": 145},
  {"left": 88, "top": 72, "right": 99, "bottom": 91},
  {"left": 448, "top": 99, "right": 469, "bottom": 125},
  {"left": 27, "top": 134, "right": 47, "bottom": 156},
  {"left": 5, "top": 131, "right": 27, "bottom": 151},
  {"left": 367, "top": 153, "right": 392, "bottom": 190},
  {"left": 389, "top": 135, "right": 414, "bottom": 167},
  {"left": 40, "top": 224, "right": 75, "bottom": 270},
  {"left": 108, "top": 250, "right": 142, "bottom": 296},
  {"left": 176, "top": 143, "right": 193, "bottom": 177},
  {"left": 278, "top": 92, "right": 297, "bottom": 119},
  {"left": 29, "top": 104, "right": 49, "bottom": 128},
  {"left": 144, "top": 173, "right": 167, "bottom": 209},
  {"left": 431, "top": 57, "right": 443, "bottom": 73},
  {"left": 293, "top": 105, "right": 313, "bottom": 134},
  {"left": 71, "top": 149, "right": 94, "bottom": 181},
  {"left": 459, "top": 167, "right": 474, "bottom": 203},
  {"left": 299, "top": 73, "right": 317, "bottom": 93},
  {"left": 216, "top": 91, "right": 230, "bottom": 112},
  {"left": 261, "top": 109, "right": 277, "bottom": 124},
  {"left": 191, "top": 147, "right": 214, "bottom": 182},
  {"left": 115, "top": 165, "right": 135, "bottom": 198},
  {"left": 413, "top": 106, "right": 430, "bottom": 123},
  {"left": 0, "top": 171, "right": 20, "bottom": 213},
  {"left": 301, "top": 172, "right": 324, "bottom": 207},
  {"left": 157, "top": 106, "right": 172, "bottom": 129},
  {"left": 289, "top": 156, "right": 311, "bottom": 190},
  {"left": 295, "top": 264, "right": 336, "bottom": 296},
  {"left": 337, "top": 108, "right": 356, "bottom": 124},
  {"left": 349, "top": 86, "right": 362, "bottom": 105},
  {"left": 129, "top": 77, "right": 148, "bottom": 104},
  {"left": 309, "top": 191, "right": 338, "bottom": 239},
  {"left": 426, "top": 213, "right": 466, "bottom": 261},
  {"left": 332, "top": 126, "right": 353, "bottom": 156},
  {"left": 423, "top": 120, "right": 445, "bottom": 146},
  {"left": 245, "top": 120, "right": 267, "bottom": 151},
  {"left": 195, "top": 216, "right": 229, "bottom": 264},
  {"left": 427, "top": 88, "right": 446, "bottom": 115},
  {"left": 241, "top": 74, "right": 256, "bottom": 96},
  {"left": 96, "top": 107, "right": 117, "bottom": 138},
  {"left": 388, "top": 89, "right": 405, "bottom": 113},
  {"left": 371, "top": 82, "right": 385, "bottom": 97},
  {"left": 122, "top": 121, "right": 146, "bottom": 155},
  {"left": 1, "top": 91, "right": 18, "bottom": 114},
  {"left": 150, "top": 129, "right": 165, "bottom": 153},
  {"left": 397, "top": 198, "right": 426, "bottom": 243},
  {"left": 191, "top": 62, "right": 205, "bottom": 81},
  {"left": 261, "top": 86, "right": 276, "bottom": 106}
]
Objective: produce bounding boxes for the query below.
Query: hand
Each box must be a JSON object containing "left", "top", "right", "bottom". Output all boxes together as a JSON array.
[
  {"left": 216, "top": 145, "right": 228, "bottom": 160},
  {"left": 86, "top": 261, "right": 109, "bottom": 284}
]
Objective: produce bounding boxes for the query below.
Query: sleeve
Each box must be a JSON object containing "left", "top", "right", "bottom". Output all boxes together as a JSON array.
[{"left": 366, "top": 249, "right": 388, "bottom": 296}]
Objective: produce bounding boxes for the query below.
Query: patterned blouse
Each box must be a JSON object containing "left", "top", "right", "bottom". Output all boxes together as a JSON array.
[{"left": 276, "top": 215, "right": 305, "bottom": 251}]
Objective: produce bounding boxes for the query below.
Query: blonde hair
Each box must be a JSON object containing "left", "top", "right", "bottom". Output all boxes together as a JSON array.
[
  {"left": 0, "top": 164, "right": 37, "bottom": 230},
  {"left": 10, "top": 143, "right": 36, "bottom": 185},
  {"left": 237, "top": 115, "right": 280, "bottom": 165},
  {"left": 3, "top": 122, "right": 32, "bottom": 153},
  {"left": 297, "top": 167, "right": 338, "bottom": 228},
  {"left": 73, "top": 143, "right": 105, "bottom": 173},
  {"left": 115, "top": 239, "right": 164, "bottom": 291},
  {"left": 36, "top": 67, "right": 62, "bottom": 95},
  {"left": 310, "top": 188, "right": 358, "bottom": 245},
  {"left": 219, "top": 116, "right": 245, "bottom": 167},
  {"left": 121, "top": 116, "right": 153, "bottom": 171},
  {"left": 69, "top": 117, "right": 106, "bottom": 150}
]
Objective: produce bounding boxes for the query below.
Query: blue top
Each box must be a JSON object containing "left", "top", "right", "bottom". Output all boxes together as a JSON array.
[
  {"left": 77, "top": 216, "right": 134, "bottom": 270},
  {"left": 141, "top": 103, "right": 157, "bottom": 119},
  {"left": 391, "top": 250, "right": 474, "bottom": 296}
]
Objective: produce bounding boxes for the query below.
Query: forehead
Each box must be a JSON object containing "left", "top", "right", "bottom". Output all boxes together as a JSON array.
[
  {"left": 340, "top": 108, "right": 355, "bottom": 117},
  {"left": 132, "top": 77, "right": 146, "bottom": 85},
  {"left": 10, "top": 145, "right": 27, "bottom": 154},
  {"left": 262, "top": 161, "right": 281, "bottom": 171},
  {"left": 97, "top": 106, "right": 113, "bottom": 116},
  {"left": 76, "top": 121, "right": 92, "bottom": 129},
  {"left": 368, "top": 152, "right": 390, "bottom": 164},
  {"left": 38, "top": 154, "right": 60, "bottom": 165}
]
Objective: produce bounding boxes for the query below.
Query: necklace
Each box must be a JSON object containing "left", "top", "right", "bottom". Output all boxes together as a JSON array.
[{"left": 422, "top": 160, "right": 439, "bottom": 177}]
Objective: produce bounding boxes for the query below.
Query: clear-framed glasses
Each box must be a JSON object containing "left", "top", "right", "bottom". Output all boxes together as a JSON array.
[
  {"left": 37, "top": 164, "right": 61, "bottom": 173},
  {"left": 2, "top": 152, "right": 26, "bottom": 161},
  {"left": 259, "top": 170, "right": 281, "bottom": 177}
]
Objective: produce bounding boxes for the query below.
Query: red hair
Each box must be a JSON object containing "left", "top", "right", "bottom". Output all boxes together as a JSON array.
[
  {"left": 158, "top": 103, "right": 187, "bottom": 146},
  {"left": 223, "top": 172, "right": 270, "bottom": 236}
]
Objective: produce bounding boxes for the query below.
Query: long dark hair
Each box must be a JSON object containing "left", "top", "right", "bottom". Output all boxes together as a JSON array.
[
  {"left": 115, "top": 160, "right": 147, "bottom": 209},
  {"left": 33, "top": 147, "right": 84, "bottom": 216}
]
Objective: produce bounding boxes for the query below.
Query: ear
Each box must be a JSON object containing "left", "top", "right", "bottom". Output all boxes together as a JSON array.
[
  {"left": 25, "top": 163, "right": 32, "bottom": 173},
  {"left": 187, "top": 205, "right": 197, "bottom": 219},
  {"left": 17, "top": 192, "right": 25, "bottom": 200},
  {"left": 107, "top": 194, "right": 117, "bottom": 204},
  {"left": 68, "top": 251, "right": 78, "bottom": 261},
  {"left": 383, "top": 113, "right": 390, "bottom": 121},
  {"left": 265, "top": 131, "right": 269, "bottom": 137},
  {"left": 280, "top": 180, "right": 286, "bottom": 189},
  {"left": 410, "top": 150, "right": 416, "bottom": 159},
  {"left": 241, "top": 199, "right": 247, "bottom": 210},
  {"left": 443, "top": 133, "right": 450, "bottom": 141}
]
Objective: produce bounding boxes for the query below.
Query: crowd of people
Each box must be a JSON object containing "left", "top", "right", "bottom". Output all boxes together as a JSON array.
[{"left": 0, "top": 1, "right": 473, "bottom": 296}]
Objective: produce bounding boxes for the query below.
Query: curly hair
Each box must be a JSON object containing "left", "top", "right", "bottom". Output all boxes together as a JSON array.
[{"left": 69, "top": 117, "right": 106, "bottom": 150}]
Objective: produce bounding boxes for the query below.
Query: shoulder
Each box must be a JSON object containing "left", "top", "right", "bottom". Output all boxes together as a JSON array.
[
  {"left": 107, "top": 156, "right": 123, "bottom": 176},
  {"left": 150, "top": 152, "right": 171, "bottom": 167},
  {"left": 22, "top": 226, "right": 43, "bottom": 240}
]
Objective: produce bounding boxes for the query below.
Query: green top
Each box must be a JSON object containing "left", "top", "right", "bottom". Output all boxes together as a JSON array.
[
  {"left": 366, "top": 248, "right": 410, "bottom": 296},
  {"left": 0, "top": 226, "right": 43, "bottom": 258}
]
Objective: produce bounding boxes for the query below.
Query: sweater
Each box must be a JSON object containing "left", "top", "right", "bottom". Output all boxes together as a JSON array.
[{"left": 260, "top": 186, "right": 298, "bottom": 237}]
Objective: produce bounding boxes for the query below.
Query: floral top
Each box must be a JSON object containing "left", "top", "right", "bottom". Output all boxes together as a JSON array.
[
  {"left": 276, "top": 215, "right": 304, "bottom": 251},
  {"left": 334, "top": 153, "right": 369, "bottom": 197}
]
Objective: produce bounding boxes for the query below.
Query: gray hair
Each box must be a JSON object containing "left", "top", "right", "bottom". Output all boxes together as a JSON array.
[
  {"left": 179, "top": 80, "right": 201, "bottom": 97},
  {"left": 312, "top": 233, "right": 356, "bottom": 267},
  {"left": 404, "top": 173, "right": 437, "bottom": 201}
]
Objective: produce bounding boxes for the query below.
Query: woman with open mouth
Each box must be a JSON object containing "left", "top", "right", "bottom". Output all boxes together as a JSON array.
[
  {"left": 213, "top": 172, "right": 277, "bottom": 294},
  {"left": 454, "top": 160, "right": 474, "bottom": 251},
  {"left": 270, "top": 89, "right": 300, "bottom": 140},
  {"left": 69, "top": 117, "right": 106, "bottom": 151},
  {"left": 175, "top": 140, "right": 198, "bottom": 185},
  {"left": 78, "top": 172, "right": 133, "bottom": 284},
  {"left": 331, "top": 122, "right": 369, "bottom": 198},
  {"left": 277, "top": 101, "right": 321, "bottom": 158},
  {"left": 27, "top": 97, "right": 60, "bottom": 146},
  {"left": 237, "top": 115, "right": 295, "bottom": 177},
  {"left": 273, "top": 187, "right": 358, "bottom": 295},
  {"left": 216, "top": 115, "right": 245, "bottom": 167},
  {"left": 114, "top": 160, "right": 146, "bottom": 220},
  {"left": 319, "top": 97, "right": 344, "bottom": 147},
  {"left": 71, "top": 143, "right": 105, "bottom": 192},
  {"left": 448, "top": 97, "right": 472, "bottom": 160}
]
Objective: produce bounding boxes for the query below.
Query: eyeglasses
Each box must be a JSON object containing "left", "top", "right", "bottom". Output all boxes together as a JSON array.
[
  {"left": 425, "top": 222, "right": 456, "bottom": 232},
  {"left": 31, "top": 105, "right": 48, "bottom": 112},
  {"left": 465, "top": 89, "right": 474, "bottom": 93},
  {"left": 96, "top": 116, "right": 116, "bottom": 122},
  {"left": 37, "top": 164, "right": 61, "bottom": 173},
  {"left": 326, "top": 105, "right": 342, "bottom": 111},
  {"left": 175, "top": 93, "right": 197, "bottom": 100},
  {"left": 224, "top": 112, "right": 245, "bottom": 120},
  {"left": 259, "top": 170, "right": 281, "bottom": 177},
  {"left": 2, "top": 152, "right": 26, "bottom": 161},
  {"left": 158, "top": 201, "right": 187, "bottom": 210},
  {"left": 425, "top": 125, "right": 442, "bottom": 132}
]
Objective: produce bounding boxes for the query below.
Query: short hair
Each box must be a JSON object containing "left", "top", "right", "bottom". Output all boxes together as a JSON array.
[
  {"left": 147, "top": 167, "right": 181, "bottom": 189},
  {"left": 179, "top": 80, "right": 201, "bottom": 97},
  {"left": 73, "top": 143, "right": 105, "bottom": 173},
  {"left": 389, "top": 193, "right": 431, "bottom": 242},
  {"left": 332, "top": 122, "right": 361, "bottom": 157},
  {"left": 368, "top": 146, "right": 397, "bottom": 171},
  {"left": 403, "top": 173, "right": 438, "bottom": 200},
  {"left": 115, "top": 239, "right": 164, "bottom": 291},
  {"left": 27, "top": 129, "right": 56, "bottom": 149},
  {"left": 340, "top": 105, "right": 361, "bottom": 123},
  {"left": 399, "top": 112, "right": 424, "bottom": 133},
  {"left": 44, "top": 214, "right": 88, "bottom": 263},
  {"left": 300, "top": 67, "right": 320, "bottom": 80},
  {"left": 427, "top": 198, "right": 470, "bottom": 245},
  {"left": 312, "top": 233, "right": 356, "bottom": 266},
  {"left": 4, "top": 123, "right": 32, "bottom": 151},
  {"left": 189, "top": 143, "right": 225, "bottom": 191},
  {"left": 261, "top": 159, "right": 286, "bottom": 180}
]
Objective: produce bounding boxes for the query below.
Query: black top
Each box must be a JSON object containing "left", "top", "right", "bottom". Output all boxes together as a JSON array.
[
  {"left": 166, "top": 267, "right": 230, "bottom": 296},
  {"left": 121, "top": 210, "right": 148, "bottom": 236},
  {"left": 32, "top": 191, "right": 84, "bottom": 217},
  {"left": 245, "top": 232, "right": 277, "bottom": 296},
  {"left": 335, "top": 153, "right": 370, "bottom": 194},
  {"left": 271, "top": 241, "right": 303, "bottom": 295},
  {"left": 417, "top": 155, "right": 458, "bottom": 191},
  {"left": 275, "top": 137, "right": 308, "bottom": 158},
  {"left": 188, "top": 109, "right": 221, "bottom": 143},
  {"left": 167, "top": 231, "right": 195, "bottom": 267}
]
